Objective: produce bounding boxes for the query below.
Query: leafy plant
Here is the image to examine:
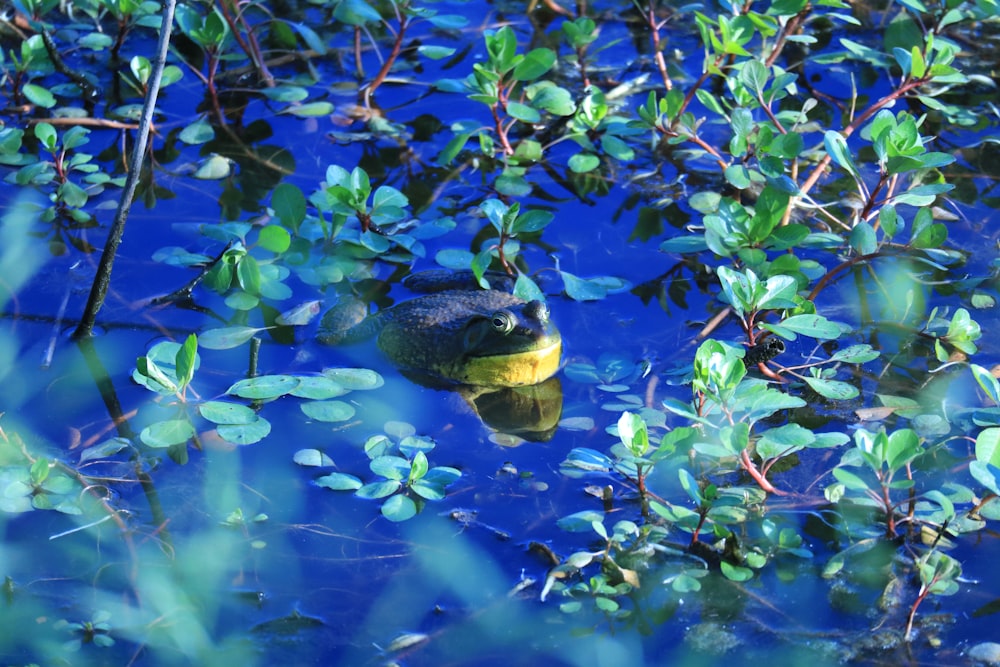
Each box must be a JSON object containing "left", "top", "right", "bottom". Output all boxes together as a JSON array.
[
  {"left": 55, "top": 610, "right": 115, "bottom": 650},
  {"left": 133, "top": 336, "right": 381, "bottom": 459},
  {"left": 313, "top": 431, "right": 461, "bottom": 521}
]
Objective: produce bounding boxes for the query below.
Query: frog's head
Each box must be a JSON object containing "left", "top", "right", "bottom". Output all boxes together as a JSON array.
[{"left": 457, "top": 300, "right": 562, "bottom": 387}]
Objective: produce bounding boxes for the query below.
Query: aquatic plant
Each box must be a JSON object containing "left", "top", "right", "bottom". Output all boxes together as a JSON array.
[{"left": 1, "top": 0, "right": 1000, "bottom": 662}]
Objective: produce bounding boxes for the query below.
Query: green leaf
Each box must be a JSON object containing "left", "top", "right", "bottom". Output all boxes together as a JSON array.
[
  {"left": 193, "top": 154, "right": 231, "bottom": 179},
  {"left": 199, "top": 401, "right": 257, "bottom": 425},
  {"left": 285, "top": 20, "right": 328, "bottom": 54},
  {"left": 179, "top": 118, "right": 215, "bottom": 145},
  {"left": 227, "top": 375, "right": 300, "bottom": 399},
  {"left": 272, "top": 183, "right": 306, "bottom": 232},
  {"left": 740, "top": 60, "right": 769, "bottom": 96},
  {"left": 678, "top": 468, "right": 703, "bottom": 504},
  {"left": 370, "top": 455, "right": 411, "bottom": 481},
  {"left": 976, "top": 428, "right": 1000, "bottom": 468},
  {"left": 381, "top": 494, "right": 418, "bottom": 521},
  {"left": 80, "top": 437, "right": 131, "bottom": 463},
  {"left": 557, "top": 510, "right": 606, "bottom": 532},
  {"left": 832, "top": 466, "right": 870, "bottom": 491},
  {"left": 282, "top": 102, "right": 335, "bottom": 117},
  {"left": 823, "top": 131, "right": 859, "bottom": 178},
  {"left": 258, "top": 225, "right": 291, "bottom": 253},
  {"left": 408, "top": 451, "right": 429, "bottom": 484},
  {"left": 972, "top": 364, "right": 1000, "bottom": 405},
  {"left": 140, "top": 420, "right": 195, "bottom": 448},
  {"left": 969, "top": 461, "right": 1000, "bottom": 496},
  {"left": 830, "top": 344, "right": 880, "bottom": 363},
  {"left": 300, "top": 400, "right": 355, "bottom": 422},
  {"left": 530, "top": 84, "right": 575, "bottom": 115},
  {"left": 23, "top": 84, "right": 56, "bottom": 109},
  {"left": 356, "top": 479, "right": 401, "bottom": 499},
  {"left": 568, "top": 153, "right": 600, "bottom": 173},
  {"left": 175, "top": 334, "right": 198, "bottom": 388},
  {"left": 293, "top": 449, "right": 334, "bottom": 467},
  {"left": 322, "top": 368, "right": 383, "bottom": 390},
  {"left": 779, "top": 314, "right": 842, "bottom": 340},
  {"left": 287, "top": 376, "right": 347, "bottom": 400},
  {"left": 417, "top": 45, "right": 456, "bottom": 60},
  {"left": 199, "top": 326, "right": 268, "bottom": 350},
  {"left": 804, "top": 376, "right": 858, "bottom": 400},
  {"left": 512, "top": 48, "right": 555, "bottom": 80},
  {"left": 561, "top": 271, "right": 606, "bottom": 301},
  {"left": 333, "top": 0, "right": 381, "bottom": 25},
  {"left": 756, "top": 423, "right": 815, "bottom": 459},
  {"left": 316, "top": 472, "right": 363, "bottom": 490},
  {"left": 135, "top": 356, "right": 178, "bottom": 394},
  {"left": 850, "top": 221, "right": 877, "bottom": 255},
  {"left": 720, "top": 561, "right": 754, "bottom": 582},
  {"left": 506, "top": 101, "right": 540, "bottom": 123},
  {"left": 217, "top": 419, "right": 271, "bottom": 445},
  {"left": 885, "top": 428, "right": 920, "bottom": 470},
  {"left": 758, "top": 274, "right": 799, "bottom": 311}
]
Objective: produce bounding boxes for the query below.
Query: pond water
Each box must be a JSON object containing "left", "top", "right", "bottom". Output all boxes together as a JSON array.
[{"left": 2, "top": 0, "right": 1000, "bottom": 665}]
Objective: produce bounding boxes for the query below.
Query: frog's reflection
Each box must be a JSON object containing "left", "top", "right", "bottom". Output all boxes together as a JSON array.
[
  {"left": 400, "top": 371, "right": 563, "bottom": 442},
  {"left": 459, "top": 376, "right": 563, "bottom": 442}
]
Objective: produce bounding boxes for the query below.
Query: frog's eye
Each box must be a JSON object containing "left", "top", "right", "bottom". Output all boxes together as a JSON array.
[{"left": 490, "top": 310, "right": 516, "bottom": 334}]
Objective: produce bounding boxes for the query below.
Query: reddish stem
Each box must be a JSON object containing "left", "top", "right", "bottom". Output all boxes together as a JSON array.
[
  {"left": 363, "top": 15, "right": 409, "bottom": 106},
  {"left": 740, "top": 448, "right": 787, "bottom": 495}
]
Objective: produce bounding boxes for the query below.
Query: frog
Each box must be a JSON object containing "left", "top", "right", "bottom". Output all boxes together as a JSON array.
[{"left": 317, "top": 270, "right": 562, "bottom": 388}]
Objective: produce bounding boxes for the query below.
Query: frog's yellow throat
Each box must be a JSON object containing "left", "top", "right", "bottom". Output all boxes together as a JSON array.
[{"left": 458, "top": 340, "right": 562, "bottom": 387}]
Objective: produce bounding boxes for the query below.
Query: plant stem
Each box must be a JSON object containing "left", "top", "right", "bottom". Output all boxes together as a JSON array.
[
  {"left": 362, "top": 14, "right": 409, "bottom": 107},
  {"left": 740, "top": 448, "right": 787, "bottom": 495},
  {"left": 646, "top": 3, "right": 672, "bottom": 91},
  {"left": 74, "top": 0, "right": 177, "bottom": 339}
]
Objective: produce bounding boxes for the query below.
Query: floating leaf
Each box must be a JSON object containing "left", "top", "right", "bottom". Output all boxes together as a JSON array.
[
  {"left": 288, "top": 376, "right": 347, "bottom": 399},
  {"left": 199, "top": 326, "right": 269, "bottom": 350},
  {"left": 561, "top": 271, "right": 606, "bottom": 301},
  {"left": 830, "top": 344, "right": 880, "bottom": 363},
  {"left": 321, "top": 368, "right": 384, "bottom": 390},
  {"left": 315, "top": 472, "right": 363, "bottom": 490},
  {"left": 300, "top": 400, "right": 355, "bottom": 422},
  {"left": 80, "top": 437, "right": 131, "bottom": 463},
  {"left": 804, "top": 376, "right": 858, "bottom": 400},
  {"left": 281, "top": 102, "right": 334, "bottom": 117},
  {"left": 228, "top": 375, "right": 300, "bottom": 399},
  {"left": 720, "top": 561, "right": 754, "bottom": 582},
  {"left": 193, "top": 154, "right": 231, "bottom": 179},
  {"left": 370, "top": 455, "right": 411, "bottom": 480},
  {"left": 380, "top": 494, "right": 418, "bottom": 522},
  {"left": 778, "top": 314, "right": 843, "bottom": 340},
  {"left": 557, "top": 510, "right": 605, "bottom": 532},
  {"left": 417, "top": 45, "right": 455, "bottom": 59},
  {"left": 217, "top": 419, "right": 271, "bottom": 445},
  {"left": 140, "top": 420, "right": 195, "bottom": 448},
  {"left": 294, "top": 449, "right": 335, "bottom": 467},
  {"left": 199, "top": 401, "right": 257, "bottom": 425},
  {"left": 179, "top": 118, "right": 215, "bottom": 145},
  {"left": 277, "top": 300, "right": 321, "bottom": 326},
  {"left": 356, "top": 480, "right": 401, "bottom": 499}
]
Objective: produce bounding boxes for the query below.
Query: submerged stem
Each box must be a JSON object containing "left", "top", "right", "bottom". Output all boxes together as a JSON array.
[{"left": 74, "top": 0, "right": 177, "bottom": 339}]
